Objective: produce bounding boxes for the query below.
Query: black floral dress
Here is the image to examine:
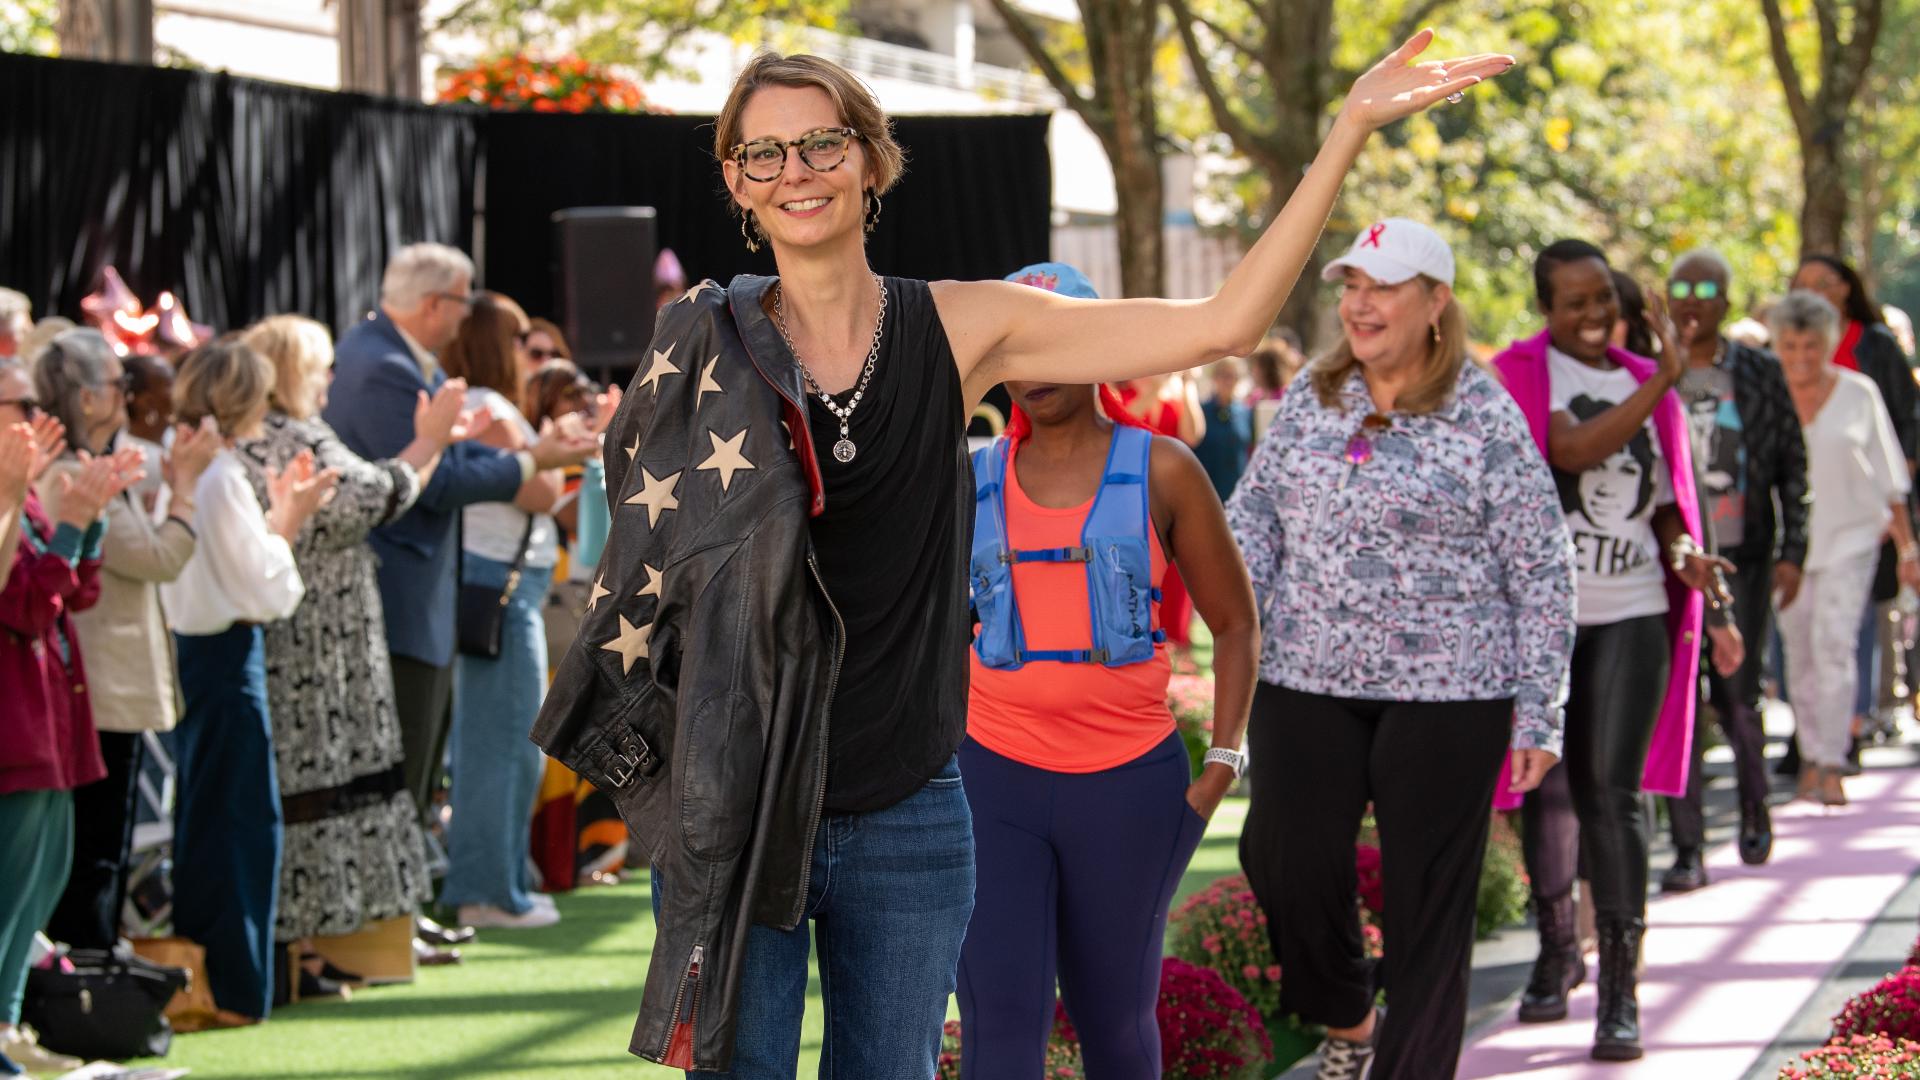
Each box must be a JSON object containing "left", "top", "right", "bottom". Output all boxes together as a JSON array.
[{"left": 238, "top": 412, "right": 431, "bottom": 942}]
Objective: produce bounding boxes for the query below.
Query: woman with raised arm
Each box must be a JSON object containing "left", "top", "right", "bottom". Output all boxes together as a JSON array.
[{"left": 532, "top": 32, "right": 1510, "bottom": 1077}]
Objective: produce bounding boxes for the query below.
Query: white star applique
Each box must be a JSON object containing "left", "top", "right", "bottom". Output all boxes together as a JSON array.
[
  {"left": 696, "top": 428, "right": 757, "bottom": 492},
  {"left": 679, "top": 280, "right": 720, "bottom": 305},
  {"left": 588, "top": 574, "right": 612, "bottom": 613},
  {"left": 696, "top": 356, "right": 724, "bottom": 407},
  {"left": 638, "top": 344, "right": 680, "bottom": 396},
  {"left": 624, "top": 467, "right": 682, "bottom": 527},
  {"left": 599, "top": 614, "right": 652, "bottom": 675},
  {"left": 637, "top": 563, "right": 663, "bottom": 599},
  {"left": 624, "top": 433, "right": 640, "bottom": 462}
]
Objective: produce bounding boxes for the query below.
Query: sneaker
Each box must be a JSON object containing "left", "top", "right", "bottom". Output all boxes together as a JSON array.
[
  {"left": 0, "top": 1025, "right": 82, "bottom": 1075},
  {"left": 457, "top": 902, "right": 560, "bottom": 930},
  {"left": 1315, "top": 1019, "right": 1377, "bottom": 1080},
  {"left": 527, "top": 892, "right": 558, "bottom": 915}
]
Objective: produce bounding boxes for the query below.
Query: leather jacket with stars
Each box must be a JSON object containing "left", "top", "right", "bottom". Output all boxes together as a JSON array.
[{"left": 531, "top": 276, "right": 837, "bottom": 1072}]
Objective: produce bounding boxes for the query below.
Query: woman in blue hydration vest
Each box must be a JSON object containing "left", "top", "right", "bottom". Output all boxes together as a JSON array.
[{"left": 957, "top": 263, "right": 1260, "bottom": 1078}]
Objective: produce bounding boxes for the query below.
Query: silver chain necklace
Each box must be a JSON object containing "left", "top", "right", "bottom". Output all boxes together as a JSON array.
[{"left": 774, "top": 273, "right": 886, "bottom": 463}]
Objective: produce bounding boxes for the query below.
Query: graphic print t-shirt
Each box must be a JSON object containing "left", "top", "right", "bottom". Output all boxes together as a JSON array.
[
  {"left": 1547, "top": 346, "right": 1673, "bottom": 626},
  {"left": 1677, "top": 355, "right": 1746, "bottom": 551}
]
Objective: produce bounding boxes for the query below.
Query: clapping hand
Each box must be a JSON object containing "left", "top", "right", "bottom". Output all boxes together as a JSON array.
[
  {"left": 265, "top": 449, "right": 340, "bottom": 541},
  {"left": 530, "top": 414, "right": 601, "bottom": 470},
  {"left": 55, "top": 449, "right": 144, "bottom": 528},
  {"left": 28, "top": 413, "right": 65, "bottom": 483},
  {"left": 587, "top": 385, "right": 623, "bottom": 438},
  {"left": 1340, "top": 30, "right": 1515, "bottom": 131},
  {"left": 166, "top": 417, "right": 222, "bottom": 493},
  {"left": 0, "top": 422, "right": 35, "bottom": 509}
]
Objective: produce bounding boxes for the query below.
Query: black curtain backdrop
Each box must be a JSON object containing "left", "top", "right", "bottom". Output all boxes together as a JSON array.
[
  {"left": 479, "top": 110, "right": 1054, "bottom": 325},
  {"left": 0, "top": 52, "right": 478, "bottom": 337},
  {"left": 0, "top": 51, "right": 1052, "bottom": 340}
]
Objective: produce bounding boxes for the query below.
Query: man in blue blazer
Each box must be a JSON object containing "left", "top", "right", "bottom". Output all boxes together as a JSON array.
[{"left": 324, "top": 243, "right": 592, "bottom": 838}]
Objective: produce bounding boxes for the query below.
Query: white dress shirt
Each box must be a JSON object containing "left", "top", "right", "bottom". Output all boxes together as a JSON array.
[
  {"left": 162, "top": 448, "right": 306, "bottom": 635},
  {"left": 1804, "top": 368, "right": 1911, "bottom": 573}
]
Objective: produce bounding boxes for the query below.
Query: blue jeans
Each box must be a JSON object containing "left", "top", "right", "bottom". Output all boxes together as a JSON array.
[
  {"left": 662, "top": 757, "right": 975, "bottom": 1080},
  {"left": 173, "top": 623, "right": 282, "bottom": 1018},
  {"left": 443, "top": 554, "right": 553, "bottom": 913}
]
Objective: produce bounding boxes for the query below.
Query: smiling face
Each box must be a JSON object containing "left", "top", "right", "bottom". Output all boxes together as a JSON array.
[
  {"left": 1791, "top": 261, "right": 1851, "bottom": 321},
  {"left": 1338, "top": 267, "right": 1449, "bottom": 369},
  {"left": 1543, "top": 257, "right": 1620, "bottom": 364},
  {"left": 1775, "top": 326, "right": 1834, "bottom": 387},
  {"left": 724, "top": 86, "right": 870, "bottom": 256}
]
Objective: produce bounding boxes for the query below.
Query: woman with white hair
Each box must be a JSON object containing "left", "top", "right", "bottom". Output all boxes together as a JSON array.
[
  {"left": 239, "top": 314, "right": 480, "bottom": 996},
  {"left": 1771, "top": 289, "right": 1920, "bottom": 806},
  {"left": 33, "top": 328, "right": 219, "bottom": 952}
]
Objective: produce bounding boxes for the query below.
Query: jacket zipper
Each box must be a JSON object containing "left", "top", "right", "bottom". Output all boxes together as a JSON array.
[
  {"left": 731, "top": 286, "right": 840, "bottom": 928},
  {"left": 794, "top": 553, "right": 844, "bottom": 925},
  {"left": 659, "top": 943, "right": 705, "bottom": 1063}
]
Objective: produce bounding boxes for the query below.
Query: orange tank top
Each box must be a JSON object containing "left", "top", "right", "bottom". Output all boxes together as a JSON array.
[{"left": 966, "top": 440, "right": 1175, "bottom": 773}]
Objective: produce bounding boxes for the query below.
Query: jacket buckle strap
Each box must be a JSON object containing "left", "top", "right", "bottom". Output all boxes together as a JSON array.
[{"left": 606, "top": 728, "right": 659, "bottom": 789}]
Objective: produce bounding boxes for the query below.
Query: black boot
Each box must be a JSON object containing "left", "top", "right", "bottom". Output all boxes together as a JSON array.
[
  {"left": 1775, "top": 738, "right": 1801, "bottom": 777},
  {"left": 1519, "top": 891, "right": 1585, "bottom": 1022},
  {"left": 1660, "top": 847, "right": 1708, "bottom": 893},
  {"left": 1737, "top": 799, "right": 1773, "bottom": 865},
  {"left": 1592, "top": 918, "right": 1645, "bottom": 1061}
]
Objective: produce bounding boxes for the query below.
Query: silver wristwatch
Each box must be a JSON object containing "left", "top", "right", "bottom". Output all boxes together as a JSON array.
[{"left": 1203, "top": 747, "right": 1248, "bottom": 779}]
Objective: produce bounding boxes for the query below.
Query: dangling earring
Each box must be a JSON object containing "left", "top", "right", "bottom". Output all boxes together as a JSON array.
[
  {"left": 864, "top": 190, "right": 883, "bottom": 234},
  {"left": 1430, "top": 323, "right": 1441, "bottom": 345},
  {"left": 741, "top": 211, "right": 763, "bottom": 253}
]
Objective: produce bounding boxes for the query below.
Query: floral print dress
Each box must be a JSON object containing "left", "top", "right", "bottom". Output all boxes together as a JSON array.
[{"left": 239, "top": 411, "right": 431, "bottom": 942}]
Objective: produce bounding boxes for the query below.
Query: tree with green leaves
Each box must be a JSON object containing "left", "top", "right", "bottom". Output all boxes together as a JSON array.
[
  {"left": 989, "top": 0, "right": 1169, "bottom": 297},
  {"left": 1757, "top": 0, "right": 1886, "bottom": 256},
  {"left": 432, "top": 0, "right": 850, "bottom": 79}
]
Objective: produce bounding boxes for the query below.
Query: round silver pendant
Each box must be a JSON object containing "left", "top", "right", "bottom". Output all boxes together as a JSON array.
[{"left": 832, "top": 438, "right": 857, "bottom": 463}]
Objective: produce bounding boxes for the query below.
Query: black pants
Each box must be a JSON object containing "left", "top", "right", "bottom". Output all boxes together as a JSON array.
[
  {"left": 390, "top": 653, "right": 454, "bottom": 828},
  {"left": 1522, "top": 615, "right": 1668, "bottom": 922},
  {"left": 45, "top": 731, "right": 143, "bottom": 949},
  {"left": 1240, "top": 682, "right": 1511, "bottom": 1079},
  {"left": 1668, "top": 556, "right": 1773, "bottom": 850}
]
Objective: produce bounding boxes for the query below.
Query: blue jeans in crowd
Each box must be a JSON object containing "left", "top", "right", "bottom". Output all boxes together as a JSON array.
[
  {"left": 656, "top": 757, "right": 976, "bottom": 1080},
  {"left": 442, "top": 553, "right": 553, "bottom": 914},
  {"left": 172, "top": 623, "right": 281, "bottom": 1019}
]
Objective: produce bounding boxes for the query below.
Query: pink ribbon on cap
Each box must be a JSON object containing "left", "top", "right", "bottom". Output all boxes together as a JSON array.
[{"left": 1360, "top": 223, "right": 1387, "bottom": 249}]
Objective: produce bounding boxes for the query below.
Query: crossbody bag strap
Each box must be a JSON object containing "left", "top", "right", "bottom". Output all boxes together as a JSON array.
[{"left": 501, "top": 513, "right": 536, "bottom": 603}]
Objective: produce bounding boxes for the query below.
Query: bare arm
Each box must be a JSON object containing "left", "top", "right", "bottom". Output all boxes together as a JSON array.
[
  {"left": 1153, "top": 440, "right": 1258, "bottom": 819},
  {"left": 934, "top": 33, "right": 1511, "bottom": 408},
  {"left": 1545, "top": 376, "right": 1675, "bottom": 474}
]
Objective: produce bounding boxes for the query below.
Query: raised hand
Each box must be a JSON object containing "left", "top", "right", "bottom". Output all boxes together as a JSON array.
[
  {"left": 414, "top": 378, "right": 472, "bottom": 448},
  {"left": 55, "top": 451, "right": 141, "bottom": 528},
  {"left": 529, "top": 415, "right": 600, "bottom": 470},
  {"left": 587, "top": 384, "right": 623, "bottom": 438},
  {"left": 266, "top": 449, "right": 341, "bottom": 540},
  {"left": 28, "top": 413, "right": 65, "bottom": 482},
  {"left": 1645, "top": 287, "right": 1694, "bottom": 387},
  {"left": 0, "top": 421, "right": 34, "bottom": 510},
  {"left": 166, "top": 417, "right": 222, "bottom": 494},
  {"left": 1340, "top": 29, "right": 1515, "bottom": 131}
]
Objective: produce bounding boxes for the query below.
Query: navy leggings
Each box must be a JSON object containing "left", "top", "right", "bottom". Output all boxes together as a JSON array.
[{"left": 957, "top": 732, "right": 1206, "bottom": 1079}]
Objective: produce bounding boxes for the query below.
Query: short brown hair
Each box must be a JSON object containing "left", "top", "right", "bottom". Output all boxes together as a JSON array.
[
  {"left": 174, "top": 334, "right": 276, "bottom": 435},
  {"left": 441, "top": 291, "right": 528, "bottom": 398},
  {"left": 243, "top": 314, "right": 334, "bottom": 419},
  {"left": 712, "top": 53, "right": 906, "bottom": 213},
  {"left": 1309, "top": 278, "right": 1472, "bottom": 416}
]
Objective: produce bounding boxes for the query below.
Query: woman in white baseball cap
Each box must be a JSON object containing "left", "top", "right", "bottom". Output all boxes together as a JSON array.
[{"left": 1227, "top": 218, "right": 1576, "bottom": 1079}]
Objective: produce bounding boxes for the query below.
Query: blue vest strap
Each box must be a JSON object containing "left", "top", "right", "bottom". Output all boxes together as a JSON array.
[{"left": 1006, "top": 546, "right": 1092, "bottom": 564}]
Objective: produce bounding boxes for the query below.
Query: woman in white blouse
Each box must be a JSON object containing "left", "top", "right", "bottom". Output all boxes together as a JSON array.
[
  {"left": 160, "top": 336, "right": 338, "bottom": 1026},
  {"left": 1772, "top": 290, "right": 1920, "bottom": 806}
]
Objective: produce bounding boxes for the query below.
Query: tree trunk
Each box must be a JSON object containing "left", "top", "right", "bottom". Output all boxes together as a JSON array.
[
  {"left": 58, "top": 0, "right": 152, "bottom": 62},
  {"left": 1799, "top": 127, "right": 1849, "bottom": 257},
  {"left": 1108, "top": 130, "right": 1166, "bottom": 299}
]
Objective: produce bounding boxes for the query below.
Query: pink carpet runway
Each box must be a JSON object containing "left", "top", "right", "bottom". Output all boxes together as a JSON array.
[{"left": 1455, "top": 765, "right": 1920, "bottom": 1079}]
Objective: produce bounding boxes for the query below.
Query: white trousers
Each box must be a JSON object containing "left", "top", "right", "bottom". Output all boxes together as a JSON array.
[{"left": 1778, "top": 556, "right": 1878, "bottom": 767}]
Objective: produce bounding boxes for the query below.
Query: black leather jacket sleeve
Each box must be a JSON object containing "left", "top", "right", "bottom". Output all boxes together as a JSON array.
[{"left": 1758, "top": 350, "right": 1811, "bottom": 568}]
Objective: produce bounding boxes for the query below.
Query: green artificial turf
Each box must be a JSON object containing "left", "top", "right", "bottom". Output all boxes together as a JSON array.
[{"left": 139, "top": 798, "right": 1249, "bottom": 1079}]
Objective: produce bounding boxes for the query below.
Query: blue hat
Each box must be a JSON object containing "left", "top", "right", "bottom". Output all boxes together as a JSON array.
[{"left": 1004, "top": 261, "right": 1099, "bottom": 300}]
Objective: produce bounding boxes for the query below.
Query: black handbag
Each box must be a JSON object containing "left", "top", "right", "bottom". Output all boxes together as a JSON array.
[
  {"left": 23, "top": 948, "right": 189, "bottom": 1061},
  {"left": 457, "top": 516, "right": 537, "bottom": 659}
]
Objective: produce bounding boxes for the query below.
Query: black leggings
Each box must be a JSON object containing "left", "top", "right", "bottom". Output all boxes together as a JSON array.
[{"left": 1522, "top": 615, "right": 1669, "bottom": 922}]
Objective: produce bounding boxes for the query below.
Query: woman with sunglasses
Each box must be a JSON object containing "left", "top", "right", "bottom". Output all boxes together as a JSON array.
[
  {"left": 1492, "top": 240, "right": 1733, "bottom": 1062},
  {"left": 537, "top": 32, "right": 1513, "bottom": 1078},
  {"left": 33, "top": 330, "right": 220, "bottom": 954},
  {"left": 1228, "top": 219, "right": 1573, "bottom": 1080}
]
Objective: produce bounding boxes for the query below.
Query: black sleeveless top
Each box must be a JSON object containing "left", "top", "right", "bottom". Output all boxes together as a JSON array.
[{"left": 804, "top": 277, "right": 973, "bottom": 814}]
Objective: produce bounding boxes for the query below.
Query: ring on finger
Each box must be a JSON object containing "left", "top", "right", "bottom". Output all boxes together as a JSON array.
[{"left": 1446, "top": 91, "right": 1466, "bottom": 103}]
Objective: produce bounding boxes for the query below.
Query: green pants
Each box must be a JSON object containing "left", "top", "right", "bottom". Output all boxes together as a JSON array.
[{"left": 0, "top": 788, "right": 74, "bottom": 1024}]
